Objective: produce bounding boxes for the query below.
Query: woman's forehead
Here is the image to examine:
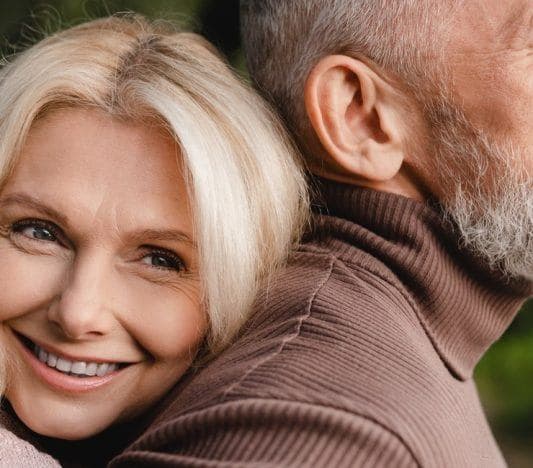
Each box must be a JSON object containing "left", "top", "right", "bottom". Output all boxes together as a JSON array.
[{"left": 13, "top": 108, "right": 183, "bottom": 193}]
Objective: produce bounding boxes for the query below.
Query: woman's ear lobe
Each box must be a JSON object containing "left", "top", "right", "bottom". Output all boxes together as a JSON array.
[{"left": 304, "top": 54, "right": 406, "bottom": 182}]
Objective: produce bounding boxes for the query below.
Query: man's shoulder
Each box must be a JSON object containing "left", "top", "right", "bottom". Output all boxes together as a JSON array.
[
  {"left": 221, "top": 243, "right": 440, "bottom": 405},
  {"left": 256, "top": 240, "right": 421, "bottom": 336}
]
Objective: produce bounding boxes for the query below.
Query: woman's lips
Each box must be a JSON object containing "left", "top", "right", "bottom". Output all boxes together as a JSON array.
[{"left": 12, "top": 331, "right": 132, "bottom": 394}]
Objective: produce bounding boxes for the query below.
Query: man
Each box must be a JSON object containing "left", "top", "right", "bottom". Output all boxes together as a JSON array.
[{"left": 111, "top": 1, "right": 532, "bottom": 466}]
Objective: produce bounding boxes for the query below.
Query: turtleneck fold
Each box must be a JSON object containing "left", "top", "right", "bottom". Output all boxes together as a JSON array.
[{"left": 315, "top": 179, "right": 531, "bottom": 379}]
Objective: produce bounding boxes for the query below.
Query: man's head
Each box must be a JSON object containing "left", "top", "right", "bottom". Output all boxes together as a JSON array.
[{"left": 241, "top": 0, "right": 532, "bottom": 281}]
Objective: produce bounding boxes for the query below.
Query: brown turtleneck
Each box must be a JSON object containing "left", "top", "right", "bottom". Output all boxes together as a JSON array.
[{"left": 109, "top": 181, "right": 531, "bottom": 468}]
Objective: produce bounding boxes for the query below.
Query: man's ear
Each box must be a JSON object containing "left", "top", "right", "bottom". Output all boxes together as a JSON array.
[{"left": 305, "top": 55, "right": 406, "bottom": 182}]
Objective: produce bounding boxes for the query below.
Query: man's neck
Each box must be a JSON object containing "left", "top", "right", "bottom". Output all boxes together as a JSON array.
[{"left": 311, "top": 164, "right": 428, "bottom": 201}]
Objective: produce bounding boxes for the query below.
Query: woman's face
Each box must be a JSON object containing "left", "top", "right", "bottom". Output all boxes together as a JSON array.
[{"left": 0, "top": 108, "right": 206, "bottom": 439}]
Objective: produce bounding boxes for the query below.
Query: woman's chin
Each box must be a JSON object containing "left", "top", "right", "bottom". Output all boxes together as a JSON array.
[{"left": 7, "top": 395, "right": 119, "bottom": 440}]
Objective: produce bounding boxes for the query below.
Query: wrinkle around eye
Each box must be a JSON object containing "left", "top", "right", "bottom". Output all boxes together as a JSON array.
[
  {"left": 164, "top": 278, "right": 202, "bottom": 304},
  {"left": 146, "top": 269, "right": 200, "bottom": 288},
  {"left": 8, "top": 233, "right": 73, "bottom": 260},
  {"left": 122, "top": 257, "right": 199, "bottom": 287}
]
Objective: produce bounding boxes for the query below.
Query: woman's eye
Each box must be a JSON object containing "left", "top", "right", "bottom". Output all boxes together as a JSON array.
[
  {"left": 12, "top": 221, "right": 59, "bottom": 243},
  {"left": 141, "top": 251, "right": 184, "bottom": 272},
  {"left": 23, "top": 226, "right": 56, "bottom": 241}
]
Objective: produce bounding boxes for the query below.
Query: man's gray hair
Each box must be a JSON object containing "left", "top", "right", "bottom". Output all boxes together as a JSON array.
[{"left": 241, "top": 0, "right": 452, "bottom": 151}]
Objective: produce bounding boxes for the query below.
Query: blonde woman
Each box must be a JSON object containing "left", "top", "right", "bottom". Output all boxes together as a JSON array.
[{"left": 0, "top": 14, "right": 308, "bottom": 463}]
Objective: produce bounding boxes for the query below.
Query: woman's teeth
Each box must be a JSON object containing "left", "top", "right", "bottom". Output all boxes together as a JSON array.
[{"left": 33, "top": 343, "right": 118, "bottom": 377}]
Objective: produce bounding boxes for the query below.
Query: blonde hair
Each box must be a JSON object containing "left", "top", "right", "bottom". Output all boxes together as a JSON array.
[{"left": 0, "top": 15, "right": 309, "bottom": 355}]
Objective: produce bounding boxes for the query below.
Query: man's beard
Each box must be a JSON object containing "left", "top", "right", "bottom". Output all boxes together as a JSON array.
[{"left": 421, "top": 91, "right": 532, "bottom": 282}]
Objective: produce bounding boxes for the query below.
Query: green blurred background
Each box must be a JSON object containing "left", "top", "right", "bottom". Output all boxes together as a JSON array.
[{"left": 1, "top": 1, "right": 531, "bottom": 466}]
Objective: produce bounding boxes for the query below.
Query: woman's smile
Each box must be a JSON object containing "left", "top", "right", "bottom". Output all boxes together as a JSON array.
[
  {"left": 10, "top": 326, "right": 145, "bottom": 388},
  {"left": 12, "top": 329, "right": 129, "bottom": 393}
]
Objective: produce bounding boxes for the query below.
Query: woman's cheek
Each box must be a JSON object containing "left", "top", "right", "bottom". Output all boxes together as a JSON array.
[
  {"left": 123, "top": 278, "right": 206, "bottom": 360},
  {"left": 0, "top": 246, "right": 67, "bottom": 321}
]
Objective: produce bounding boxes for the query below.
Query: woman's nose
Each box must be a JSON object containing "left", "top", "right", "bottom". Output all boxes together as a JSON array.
[{"left": 47, "top": 253, "right": 116, "bottom": 340}]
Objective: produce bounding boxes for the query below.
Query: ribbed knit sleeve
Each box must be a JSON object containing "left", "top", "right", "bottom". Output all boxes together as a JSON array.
[{"left": 111, "top": 399, "right": 417, "bottom": 468}]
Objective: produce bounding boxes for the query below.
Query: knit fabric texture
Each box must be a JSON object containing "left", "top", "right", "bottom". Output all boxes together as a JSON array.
[{"left": 0, "top": 403, "right": 60, "bottom": 468}]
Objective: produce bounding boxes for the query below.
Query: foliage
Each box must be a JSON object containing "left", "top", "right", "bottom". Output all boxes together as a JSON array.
[
  {"left": 475, "top": 299, "right": 533, "bottom": 467},
  {"left": 0, "top": 0, "right": 240, "bottom": 63}
]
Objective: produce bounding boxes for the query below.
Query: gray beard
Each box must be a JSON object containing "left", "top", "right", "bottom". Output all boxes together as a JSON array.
[{"left": 423, "top": 95, "right": 532, "bottom": 282}]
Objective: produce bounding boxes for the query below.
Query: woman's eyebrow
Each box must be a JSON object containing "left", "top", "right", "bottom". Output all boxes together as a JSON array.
[
  {"left": 126, "top": 228, "right": 196, "bottom": 248},
  {"left": 0, "top": 192, "right": 69, "bottom": 226}
]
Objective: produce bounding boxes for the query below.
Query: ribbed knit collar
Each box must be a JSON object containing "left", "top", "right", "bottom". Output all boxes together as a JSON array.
[{"left": 313, "top": 178, "right": 532, "bottom": 380}]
